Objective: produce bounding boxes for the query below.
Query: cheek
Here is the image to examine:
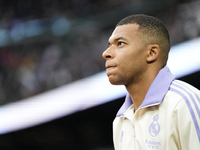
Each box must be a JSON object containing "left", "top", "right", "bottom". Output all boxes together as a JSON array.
[
  {"left": 122, "top": 54, "right": 137, "bottom": 67},
  {"left": 121, "top": 52, "right": 146, "bottom": 74}
]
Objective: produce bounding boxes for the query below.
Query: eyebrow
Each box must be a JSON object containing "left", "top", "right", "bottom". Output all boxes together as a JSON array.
[{"left": 108, "top": 36, "right": 128, "bottom": 45}]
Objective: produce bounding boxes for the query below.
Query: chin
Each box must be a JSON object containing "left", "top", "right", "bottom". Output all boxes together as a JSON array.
[
  {"left": 108, "top": 74, "right": 126, "bottom": 85},
  {"left": 109, "top": 78, "right": 117, "bottom": 85},
  {"left": 109, "top": 78, "right": 123, "bottom": 85}
]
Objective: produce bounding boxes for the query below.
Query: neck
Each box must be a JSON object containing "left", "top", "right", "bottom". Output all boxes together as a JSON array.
[{"left": 125, "top": 67, "right": 159, "bottom": 111}]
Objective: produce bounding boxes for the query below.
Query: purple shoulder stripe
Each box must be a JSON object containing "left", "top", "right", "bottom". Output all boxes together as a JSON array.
[{"left": 169, "top": 81, "right": 200, "bottom": 142}]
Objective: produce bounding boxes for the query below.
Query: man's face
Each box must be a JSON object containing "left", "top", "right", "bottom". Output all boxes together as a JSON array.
[{"left": 102, "top": 24, "right": 148, "bottom": 86}]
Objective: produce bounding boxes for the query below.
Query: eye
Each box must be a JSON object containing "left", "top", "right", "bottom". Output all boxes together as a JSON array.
[{"left": 118, "top": 41, "right": 125, "bottom": 46}]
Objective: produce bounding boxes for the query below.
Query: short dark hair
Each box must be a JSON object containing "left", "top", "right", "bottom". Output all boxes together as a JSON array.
[{"left": 117, "top": 14, "right": 170, "bottom": 65}]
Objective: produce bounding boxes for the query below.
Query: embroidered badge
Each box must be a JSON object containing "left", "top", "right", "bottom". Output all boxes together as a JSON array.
[{"left": 149, "top": 115, "right": 160, "bottom": 137}]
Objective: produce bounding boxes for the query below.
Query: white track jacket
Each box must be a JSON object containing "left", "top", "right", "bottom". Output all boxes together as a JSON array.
[{"left": 113, "top": 66, "right": 200, "bottom": 150}]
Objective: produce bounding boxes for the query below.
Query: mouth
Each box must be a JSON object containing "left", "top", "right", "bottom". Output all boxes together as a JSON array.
[
  {"left": 106, "top": 65, "right": 115, "bottom": 69},
  {"left": 105, "top": 65, "right": 117, "bottom": 77}
]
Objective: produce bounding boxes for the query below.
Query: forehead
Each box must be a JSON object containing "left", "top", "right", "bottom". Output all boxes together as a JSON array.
[{"left": 109, "top": 24, "right": 140, "bottom": 42}]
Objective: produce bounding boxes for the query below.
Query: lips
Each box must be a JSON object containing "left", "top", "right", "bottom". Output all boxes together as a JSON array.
[
  {"left": 106, "top": 66, "right": 112, "bottom": 69},
  {"left": 106, "top": 65, "right": 116, "bottom": 70},
  {"left": 105, "top": 61, "right": 117, "bottom": 71},
  {"left": 105, "top": 63, "right": 117, "bottom": 77}
]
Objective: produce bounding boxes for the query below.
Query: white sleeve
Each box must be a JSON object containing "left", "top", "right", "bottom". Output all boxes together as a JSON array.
[{"left": 175, "top": 99, "right": 200, "bottom": 150}]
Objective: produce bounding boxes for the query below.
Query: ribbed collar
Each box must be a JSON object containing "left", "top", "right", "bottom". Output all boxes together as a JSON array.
[{"left": 116, "top": 66, "right": 175, "bottom": 116}]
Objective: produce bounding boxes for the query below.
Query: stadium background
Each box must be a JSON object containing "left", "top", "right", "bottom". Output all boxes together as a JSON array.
[{"left": 0, "top": 0, "right": 200, "bottom": 149}]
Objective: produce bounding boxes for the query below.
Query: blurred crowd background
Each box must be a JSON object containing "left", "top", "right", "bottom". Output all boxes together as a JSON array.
[
  {"left": 0, "top": 0, "right": 200, "bottom": 105},
  {"left": 0, "top": 0, "right": 200, "bottom": 150}
]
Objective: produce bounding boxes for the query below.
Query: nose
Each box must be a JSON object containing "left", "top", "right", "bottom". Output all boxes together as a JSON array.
[{"left": 102, "top": 47, "right": 113, "bottom": 60}]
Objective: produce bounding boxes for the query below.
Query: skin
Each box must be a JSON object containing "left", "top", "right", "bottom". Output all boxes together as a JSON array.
[{"left": 102, "top": 24, "right": 162, "bottom": 111}]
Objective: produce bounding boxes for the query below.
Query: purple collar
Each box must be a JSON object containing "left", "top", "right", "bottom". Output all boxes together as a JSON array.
[{"left": 116, "top": 66, "right": 175, "bottom": 116}]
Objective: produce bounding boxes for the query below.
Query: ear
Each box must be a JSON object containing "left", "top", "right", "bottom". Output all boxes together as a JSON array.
[{"left": 146, "top": 44, "right": 160, "bottom": 63}]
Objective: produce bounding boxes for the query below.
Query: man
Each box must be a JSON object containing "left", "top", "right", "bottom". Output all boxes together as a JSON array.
[{"left": 102, "top": 14, "right": 200, "bottom": 150}]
